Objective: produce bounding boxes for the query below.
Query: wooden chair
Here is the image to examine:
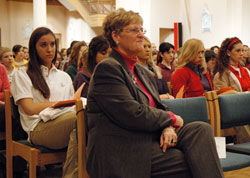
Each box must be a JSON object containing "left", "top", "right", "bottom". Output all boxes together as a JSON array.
[
  {"left": 4, "top": 90, "right": 67, "bottom": 178},
  {"left": 205, "top": 91, "right": 250, "bottom": 155},
  {"left": 205, "top": 91, "right": 246, "bottom": 137},
  {"left": 167, "top": 82, "right": 173, "bottom": 95},
  {"left": 76, "top": 99, "right": 89, "bottom": 178}
]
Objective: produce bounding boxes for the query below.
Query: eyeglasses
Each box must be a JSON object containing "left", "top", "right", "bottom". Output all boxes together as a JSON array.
[{"left": 121, "top": 28, "right": 147, "bottom": 35}]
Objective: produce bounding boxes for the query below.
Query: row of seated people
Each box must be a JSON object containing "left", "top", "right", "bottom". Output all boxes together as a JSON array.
[
  {"left": 163, "top": 37, "right": 250, "bottom": 145},
  {"left": 1, "top": 8, "right": 249, "bottom": 178},
  {"left": 0, "top": 28, "right": 112, "bottom": 177}
]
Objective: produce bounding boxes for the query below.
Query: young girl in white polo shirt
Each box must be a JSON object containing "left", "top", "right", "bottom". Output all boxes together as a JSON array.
[{"left": 11, "top": 27, "right": 77, "bottom": 178}]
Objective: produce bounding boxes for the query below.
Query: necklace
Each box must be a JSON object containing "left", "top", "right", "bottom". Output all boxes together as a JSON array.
[{"left": 131, "top": 74, "right": 137, "bottom": 84}]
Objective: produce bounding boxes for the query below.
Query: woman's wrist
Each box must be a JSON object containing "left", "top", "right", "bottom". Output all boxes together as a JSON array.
[{"left": 163, "top": 126, "right": 175, "bottom": 133}]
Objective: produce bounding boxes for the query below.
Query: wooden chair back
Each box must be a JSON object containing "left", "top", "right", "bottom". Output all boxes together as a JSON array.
[
  {"left": 162, "top": 96, "right": 209, "bottom": 124},
  {"left": 167, "top": 82, "right": 173, "bottom": 95},
  {"left": 205, "top": 91, "right": 245, "bottom": 137},
  {"left": 76, "top": 99, "right": 89, "bottom": 178},
  {"left": 4, "top": 90, "right": 67, "bottom": 178}
]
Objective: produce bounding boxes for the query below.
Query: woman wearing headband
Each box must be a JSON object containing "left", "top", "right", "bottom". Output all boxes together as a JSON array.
[
  {"left": 213, "top": 37, "right": 250, "bottom": 92},
  {"left": 214, "top": 37, "right": 250, "bottom": 144}
]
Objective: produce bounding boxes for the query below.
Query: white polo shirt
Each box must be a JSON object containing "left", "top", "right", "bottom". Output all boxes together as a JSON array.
[{"left": 11, "top": 65, "right": 74, "bottom": 137}]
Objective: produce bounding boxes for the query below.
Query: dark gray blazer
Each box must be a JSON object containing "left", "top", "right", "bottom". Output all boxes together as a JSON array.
[{"left": 86, "top": 49, "right": 173, "bottom": 178}]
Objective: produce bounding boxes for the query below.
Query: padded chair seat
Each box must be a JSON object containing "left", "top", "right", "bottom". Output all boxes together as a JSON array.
[
  {"left": 221, "top": 152, "right": 250, "bottom": 171},
  {"left": 161, "top": 97, "right": 209, "bottom": 124},
  {"left": 226, "top": 142, "right": 250, "bottom": 155},
  {"left": 218, "top": 93, "right": 250, "bottom": 129},
  {"left": 18, "top": 140, "right": 67, "bottom": 153}
]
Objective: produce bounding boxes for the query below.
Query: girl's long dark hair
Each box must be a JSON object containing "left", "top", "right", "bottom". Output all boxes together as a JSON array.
[
  {"left": 157, "top": 42, "right": 174, "bottom": 65},
  {"left": 87, "top": 35, "right": 109, "bottom": 73},
  {"left": 27, "top": 27, "right": 57, "bottom": 98},
  {"left": 12, "top": 44, "right": 22, "bottom": 58}
]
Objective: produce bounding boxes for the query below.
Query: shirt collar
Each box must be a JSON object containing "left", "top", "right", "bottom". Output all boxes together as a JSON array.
[{"left": 40, "top": 64, "right": 57, "bottom": 73}]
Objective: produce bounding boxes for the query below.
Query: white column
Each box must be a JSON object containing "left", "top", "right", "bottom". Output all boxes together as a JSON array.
[
  {"left": 33, "top": 0, "right": 47, "bottom": 29},
  {"left": 228, "top": 0, "right": 242, "bottom": 38}
]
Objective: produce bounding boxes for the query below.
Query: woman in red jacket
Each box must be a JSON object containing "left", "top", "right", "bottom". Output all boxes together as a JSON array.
[{"left": 171, "top": 38, "right": 213, "bottom": 98}]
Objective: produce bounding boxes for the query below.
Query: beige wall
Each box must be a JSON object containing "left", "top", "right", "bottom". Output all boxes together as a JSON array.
[
  {"left": 0, "top": 0, "right": 96, "bottom": 49},
  {"left": 0, "top": 0, "right": 11, "bottom": 47},
  {"left": 8, "top": 1, "right": 33, "bottom": 48},
  {"left": 2, "top": 0, "right": 250, "bottom": 50}
]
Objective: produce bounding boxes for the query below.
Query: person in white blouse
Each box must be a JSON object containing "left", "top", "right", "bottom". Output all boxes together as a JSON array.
[{"left": 11, "top": 27, "right": 77, "bottom": 178}]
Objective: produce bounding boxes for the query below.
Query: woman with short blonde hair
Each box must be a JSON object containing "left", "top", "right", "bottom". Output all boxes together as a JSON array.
[{"left": 86, "top": 8, "right": 223, "bottom": 178}]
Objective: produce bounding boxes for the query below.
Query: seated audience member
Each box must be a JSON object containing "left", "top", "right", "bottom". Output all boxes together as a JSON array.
[
  {"left": 214, "top": 37, "right": 250, "bottom": 144},
  {"left": 74, "top": 35, "right": 110, "bottom": 97},
  {"left": 151, "top": 42, "right": 158, "bottom": 54},
  {"left": 172, "top": 48, "right": 181, "bottom": 68},
  {"left": 86, "top": 8, "right": 223, "bottom": 178},
  {"left": 0, "top": 47, "right": 16, "bottom": 83},
  {"left": 210, "top": 45, "right": 219, "bottom": 56},
  {"left": 213, "top": 37, "right": 250, "bottom": 92},
  {"left": 0, "top": 63, "right": 27, "bottom": 177},
  {"left": 23, "top": 46, "right": 29, "bottom": 61},
  {"left": 59, "top": 48, "right": 67, "bottom": 70},
  {"left": 63, "top": 41, "right": 79, "bottom": 71},
  {"left": 0, "top": 57, "right": 28, "bottom": 177},
  {"left": 205, "top": 50, "right": 216, "bottom": 81},
  {"left": 12, "top": 45, "right": 28, "bottom": 68},
  {"left": 157, "top": 42, "right": 175, "bottom": 82},
  {"left": 243, "top": 44, "right": 250, "bottom": 69},
  {"left": 171, "top": 39, "right": 213, "bottom": 98},
  {"left": 54, "top": 51, "right": 61, "bottom": 69},
  {"left": 11, "top": 27, "right": 78, "bottom": 178},
  {"left": 152, "top": 50, "right": 158, "bottom": 65},
  {"left": 0, "top": 63, "right": 10, "bottom": 132},
  {"left": 66, "top": 41, "right": 87, "bottom": 81},
  {"left": 137, "top": 36, "right": 174, "bottom": 99},
  {"left": 245, "top": 57, "right": 250, "bottom": 70}
]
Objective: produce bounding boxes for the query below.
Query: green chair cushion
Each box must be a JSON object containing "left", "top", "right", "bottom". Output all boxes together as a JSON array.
[
  {"left": 161, "top": 97, "right": 209, "bottom": 124},
  {"left": 218, "top": 93, "right": 250, "bottom": 129},
  {"left": 221, "top": 152, "right": 250, "bottom": 171},
  {"left": 18, "top": 140, "right": 67, "bottom": 153}
]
